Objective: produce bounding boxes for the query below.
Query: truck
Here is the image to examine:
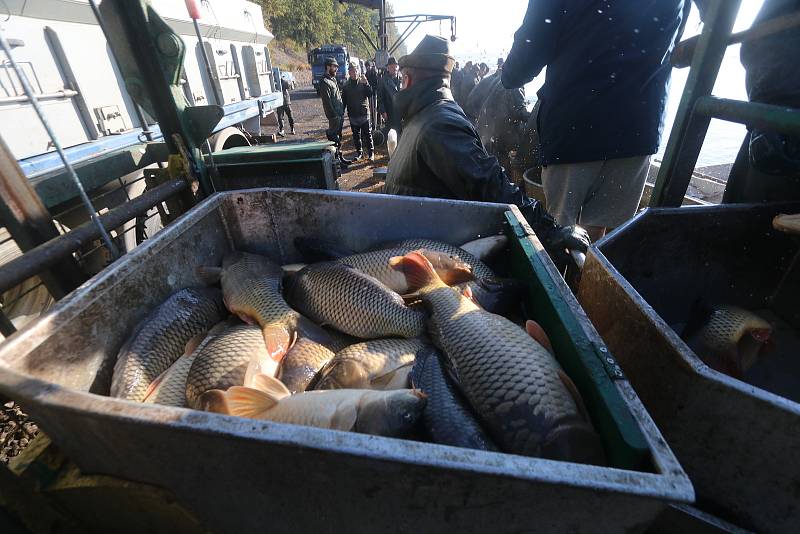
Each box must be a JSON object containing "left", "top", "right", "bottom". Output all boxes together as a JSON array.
[
  {"left": 2, "top": 0, "right": 284, "bottom": 200},
  {"left": 308, "top": 44, "right": 349, "bottom": 92}
]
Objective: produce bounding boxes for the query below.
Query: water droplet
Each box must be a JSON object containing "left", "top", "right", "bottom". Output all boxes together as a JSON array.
[
  {"left": 597, "top": 9, "right": 603, "bottom": 13},
  {"left": 634, "top": 28, "right": 640, "bottom": 33},
  {"left": 610, "top": 72, "right": 616, "bottom": 79},
  {"left": 544, "top": 18, "right": 552, "bottom": 23},
  {"left": 525, "top": 39, "right": 531, "bottom": 43},
  {"left": 653, "top": 16, "right": 659, "bottom": 22}
]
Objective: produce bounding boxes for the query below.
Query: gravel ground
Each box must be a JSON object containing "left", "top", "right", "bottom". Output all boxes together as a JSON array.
[
  {"left": 0, "top": 400, "right": 38, "bottom": 464},
  {"left": 270, "top": 85, "right": 390, "bottom": 193}
]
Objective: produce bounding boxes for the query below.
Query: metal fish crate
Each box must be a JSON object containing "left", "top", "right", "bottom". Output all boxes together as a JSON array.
[
  {"left": 578, "top": 202, "right": 800, "bottom": 533},
  {"left": 0, "top": 189, "right": 692, "bottom": 533}
]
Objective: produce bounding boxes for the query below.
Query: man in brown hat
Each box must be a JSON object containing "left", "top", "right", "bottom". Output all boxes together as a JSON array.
[{"left": 383, "top": 35, "right": 589, "bottom": 268}]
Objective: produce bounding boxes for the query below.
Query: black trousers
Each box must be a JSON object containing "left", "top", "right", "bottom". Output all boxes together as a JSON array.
[
  {"left": 350, "top": 117, "right": 374, "bottom": 155},
  {"left": 277, "top": 104, "right": 294, "bottom": 131}
]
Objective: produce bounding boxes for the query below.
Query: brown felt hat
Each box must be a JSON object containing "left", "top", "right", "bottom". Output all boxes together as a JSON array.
[{"left": 399, "top": 35, "right": 455, "bottom": 74}]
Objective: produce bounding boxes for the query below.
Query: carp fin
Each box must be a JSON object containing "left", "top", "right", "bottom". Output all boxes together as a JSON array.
[
  {"left": 196, "top": 266, "right": 223, "bottom": 285},
  {"left": 371, "top": 362, "right": 415, "bottom": 389},
  {"left": 262, "top": 325, "right": 292, "bottom": 361},
  {"left": 459, "top": 235, "right": 508, "bottom": 261},
  {"left": 184, "top": 331, "right": 208, "bottom": 357},
  {"left": 389, "top": 251, "right": 440, "bottom": 291},
  {"left": 142, "top": 372, "right": 167, "bottom": 402},
  {"left": 198, "top": 389, "right": 230, "bottom": 414},
  {"left": 525, "top": 320, "right": 554, "bottom": 354},
  {"left": 773, "top": 213, "right": 800, "bottom": 235},
  {"left": 460, "top": 284, "right": 480, "bottom": 306},
  {"left": 225, "top": 386, "right": 280, "bottom": 418},
  {"left": 250, "top": 373, "right": 291, "bottom": 399}
]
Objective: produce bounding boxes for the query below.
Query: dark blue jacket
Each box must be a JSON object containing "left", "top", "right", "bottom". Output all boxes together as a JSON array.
[{"left": 502, "top": 0, "right": 691, "bottom": 165}]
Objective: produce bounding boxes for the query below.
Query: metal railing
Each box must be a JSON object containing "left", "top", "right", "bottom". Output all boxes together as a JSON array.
[{"left": 650, "top": 0, "right": 800, "bottom": 207}]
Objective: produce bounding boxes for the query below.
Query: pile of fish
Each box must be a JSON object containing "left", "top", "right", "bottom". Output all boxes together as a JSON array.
[{"left": 110, "top": 236, "right": 604, "bottom": 464}]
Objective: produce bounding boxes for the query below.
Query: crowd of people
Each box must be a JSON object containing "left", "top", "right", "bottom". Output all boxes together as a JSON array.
[{"left": 294, "top": 0, "right": 798, "bottom": 269}]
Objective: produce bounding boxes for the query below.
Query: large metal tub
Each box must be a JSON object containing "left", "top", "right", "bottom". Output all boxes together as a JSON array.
[
  {"left": 579, "top": 202, "right": 800, "bottom": 532},
  {"left": 0, "top": 189, "right": 692, "bottom": 532}
]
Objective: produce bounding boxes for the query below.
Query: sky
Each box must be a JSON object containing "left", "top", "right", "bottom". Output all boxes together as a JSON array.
[{"left": 388, "top": 0, "right": 767, "bottom": 167}]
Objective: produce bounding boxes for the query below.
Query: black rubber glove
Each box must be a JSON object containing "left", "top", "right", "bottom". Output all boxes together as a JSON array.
[{"left": 518, "top": 200, "right": 590, "bottom": 270}]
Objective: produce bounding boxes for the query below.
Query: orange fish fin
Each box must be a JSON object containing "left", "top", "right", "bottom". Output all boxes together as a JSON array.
[
  {"left": 389, "top": 250, "right": 439, "bottom": 291},
  {"left": 557, "top": 369, "right": 590, "bottom": 423},
  {"left": 250, "top": 373, "right": 291, "bottom": 399},
  {"left": 526, "top": 320, "right": 554, "bottom": 354},
  {"left": 198, "top": 389, "right": 230, "bottom": 414},
  {"left": 459, "top": 284, "right": 483, "bottom": 307},
  {"left": 196, "top": 266, "right": 223, "bottom": 285},
  {"left": 371, "top": 362, "right": 414, "bottom": 389},
  {"left": 184, "top": 332, "right": 207, "bottom": 357},
  {"left": 225, "top": 386, "right": 280, "bottom": 418},
  {"left": 142, "top": 371, "right": 167, "bottom": 402},
  {"left": 262, "top": 325, "right": 291, "bottom": 361}
]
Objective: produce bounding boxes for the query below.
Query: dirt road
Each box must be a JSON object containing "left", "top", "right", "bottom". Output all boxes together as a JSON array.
[{"left": 268, "top": 86, "right": 390, "bottom": 192}]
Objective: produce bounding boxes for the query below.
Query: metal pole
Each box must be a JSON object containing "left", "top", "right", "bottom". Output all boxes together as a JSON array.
[
  {"left": 193, "top": 18, "right": 224, "bottom": 106},
  {"left": 649, "top": 0, "right": 741, "bottom": 208},
  {"left": 0, "top": 179, "right": 187, "bottom": 296},
  {"left": 694, "top": 96, "right": 800, "bottom": 137},
  {"left": 0, "top": 134, "right": 84, "bottom": 297},
  {"left": 0, "top": 30, "right": 120, "bottom": 258}
]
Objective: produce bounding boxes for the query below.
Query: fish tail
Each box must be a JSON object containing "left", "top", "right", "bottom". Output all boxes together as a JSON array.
[
  {"left": 389, "top": 251, "right": 441, "bottom": 291},
  {"left": 225, "top": 386, "right": 280, "bottom": 418},
  {"left": 198, "top": 389, "right": 230, "bottom": 414},
  {"left": 196, "top": 266, "right": 223, "bottom": 285}
]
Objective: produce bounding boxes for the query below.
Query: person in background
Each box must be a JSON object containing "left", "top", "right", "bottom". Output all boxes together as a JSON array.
[
  {"left": 723, "top": 0, "right": 800, "bottom": 203},
  {"left": 477, "top": 75, "right": 530, "bottom": 171},
  {"left": 461, "top": 62, "right": 481, "bottom": 108},
  {"left": 276, "top": 73, "right": 295, "bottom": 137},
  {"left": 365, "top": 60, "right": 379, "bottom": 88},
  {"left": 451, "top": 61, "right": 462, "bottom": 106},
  {"left": 463, "top": 58, "right": 503, "bottom": 121},
  {"left": 378, "top": 56, "right": 403, "bottom": 132},
  {"left": 364, "top": 60, "right": 380, "bottom": 134},
  {"left": 342, "top": 62, "right": 375, "bottom": 161},
  {"left": 502, "top": 0, "right": 692, "bottom": 241},
  {"left": 319, "top": 56, "right": 349, "bottom": 167},
  {"left": 384, "top": 35, "right": 588, "bottom": 269}
]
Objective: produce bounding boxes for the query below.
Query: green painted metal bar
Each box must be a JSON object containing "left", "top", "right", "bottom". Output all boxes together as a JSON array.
[
  {"left": 94, "top": 0, "right": 221, "bottom": 198},
  {"left": 650, "top": 0, "right": 741, "bottom": 208},
  {"left": 694, "top": 96, "right": 800, "bottom": 137},
  {"left": 212, "top": 158, "right": 324, "bottom": 167},
  {"left": 32, "top": 143, "right": 169, "bottom": 210}
]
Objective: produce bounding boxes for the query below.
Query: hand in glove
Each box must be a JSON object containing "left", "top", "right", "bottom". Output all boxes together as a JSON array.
[{"left": 518, "top": 201, "right": 591, "bottom": 270}]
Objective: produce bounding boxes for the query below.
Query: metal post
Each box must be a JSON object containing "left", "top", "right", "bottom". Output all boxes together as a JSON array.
[
  {"left": 0, "top": 179, "right": 187, "bottom": 296},
  {"left": 0, "top": 135, "right": 84, "bottom": 299},
  {"left": 0, "top": 29, "right": 120, "bottom": 258},
  {"left": 193, "top": 19, "right": 223, "bottom": 106},
  {"left": 649, "top": 0, "right": 741, "bottom": 207}
]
